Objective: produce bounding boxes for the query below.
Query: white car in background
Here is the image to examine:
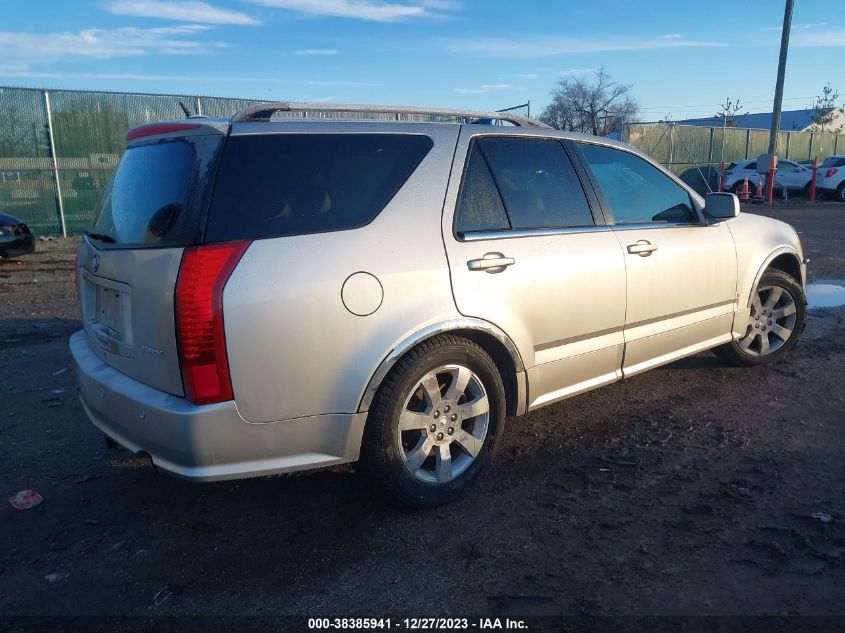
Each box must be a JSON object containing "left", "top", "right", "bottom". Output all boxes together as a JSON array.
[
  {"left": 815, "top": 155, "right": 845, "bottom": 202},
  {"left": 723, "top": 159, "right": 812, "bottom": 196}
]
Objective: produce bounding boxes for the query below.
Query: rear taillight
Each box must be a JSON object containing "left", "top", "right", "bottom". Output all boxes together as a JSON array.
[
  {"left": 174, "top": 241, "right": 250, "bottom": 405},
  {"left": 825, "top": 168, "right": 838, "bottom": 178}
]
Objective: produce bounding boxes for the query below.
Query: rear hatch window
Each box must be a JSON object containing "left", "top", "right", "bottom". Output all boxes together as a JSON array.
[
  {"left": 204, "top": 134, "right": 433, "bottom": 242},
  {"left": 821, "top": 157, "right": 845, "bottom": 168},
  {"left": 89, "top": 135, "right": 223, "bottom": 249}
]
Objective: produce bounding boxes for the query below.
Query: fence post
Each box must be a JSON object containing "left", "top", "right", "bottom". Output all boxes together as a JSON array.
[
  {"left": 43, "top": 90, "right": 67, "bottom": 238},
  {"left": 707, "top": 127, "right": 714, "bottom": 164},
  {"left": 785, "top": 131, "right": 791, "bottom": 159},
  {"left": 808, "top": 133, "right": 814, "bottom": 162},
  {"left": 195, "top": 95, "right": 203, "bottom": 116},
  {"left": 744, "top": 128, "right": 751, "bottom": 160},
  {"left": 668, "top": 124, "right": 674, "bottom": 166}
]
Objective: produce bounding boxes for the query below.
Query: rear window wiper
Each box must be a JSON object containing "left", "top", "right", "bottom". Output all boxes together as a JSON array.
[{"left": 83, "top": 230, "right": 117, "bottom": 244}]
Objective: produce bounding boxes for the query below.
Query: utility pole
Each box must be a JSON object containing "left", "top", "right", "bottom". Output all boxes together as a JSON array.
[{"left": 768, "top": 0, "right": 794, "bottom": 154}]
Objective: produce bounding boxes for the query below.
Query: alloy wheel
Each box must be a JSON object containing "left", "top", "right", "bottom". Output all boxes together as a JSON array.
[
  {"left": 738, "top": 285, "right": 798, "bottom": 356},
  {"left": 397, "top": 364, "right": 490, "bottom": 484}
]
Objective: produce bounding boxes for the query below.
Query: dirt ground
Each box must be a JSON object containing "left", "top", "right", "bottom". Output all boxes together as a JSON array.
[{"left": 1, "top": 202, "right": 844, "bottom": 619}]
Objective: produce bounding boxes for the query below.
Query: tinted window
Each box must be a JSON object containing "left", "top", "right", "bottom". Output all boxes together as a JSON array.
[
  {"left": 578, "top": 143, "right": 696, "bottom": 224},
  {"left": 206, "top": 134, "right": 432, "bottom": 242},
  {"left": 479, "top": 137, "right": 594, "bottom": 229},
  {"left": 90, "top": 136, "right": 222, "bottom": 248},
  {"left": 745, "top": 162, "right": 757, "bottom": 170},
  {"left": 778, "top": 161, "right": 798, "bottom": 173},
  {"left": 455, "top": 143, "right": 510, "bottom": 234},
  {"left": 821, "top": 157, "right": 845, "bottom": 168}
]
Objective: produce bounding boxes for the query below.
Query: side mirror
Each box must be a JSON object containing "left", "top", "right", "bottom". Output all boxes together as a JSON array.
[{"left": 705, "top": 192, "right": 740, "bottom": 220}]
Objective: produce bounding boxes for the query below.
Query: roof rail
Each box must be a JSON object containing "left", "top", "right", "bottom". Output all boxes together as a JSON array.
[{"left": 231, "top": 102, "right": 550, "bottom": 128}]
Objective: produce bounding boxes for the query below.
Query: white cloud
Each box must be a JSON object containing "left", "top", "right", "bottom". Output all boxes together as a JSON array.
[
  {"left": 246, "top": 0, "right": 455, "bottom": 22},
  {"left": 454, "top": 83, "right": 521, "bottom": 94},
  {"left": 554, "top": 68, "right": 596, "bottom": 76},
  {"left": 0, "top": 69, "right": 378, "bottom": 87},
  {"left": 104, "top": 0, "right": 260, "bottom": 25},
  {"left": 0, "top": 25, "right": 223, "bottom": 63},
  {"left": 293, "top": 48, "right": 339, "bottom": 55},
  {"left": 514, "top": 73, "right": 538, "bottom": 79},
  {"left": 792, "top": 28, "right": 845, "bottom": 47},
  {"left": 767, "top": 22, "right": 828, "bottom": 31},
  {"left": 447, "top": 34, "right": 725, "bottom": 58}
]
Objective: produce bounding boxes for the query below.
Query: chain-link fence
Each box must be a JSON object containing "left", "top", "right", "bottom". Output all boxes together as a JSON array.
[
  {"left": 0, "top": 88, "right": 538, "bottom": 235},
  {"left": 12, "top": 86, "right": 840, "bottom": 235},
  {"left": 0, "top": 86, "right": 265, "bottom": 235},
  {"left": 623, "top": 122, "right": 845, "bottom": 195}
]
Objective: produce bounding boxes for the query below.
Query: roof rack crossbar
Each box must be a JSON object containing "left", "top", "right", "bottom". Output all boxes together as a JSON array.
[{"left": 231, "top": 102, "right": 550, "bottom": 128}]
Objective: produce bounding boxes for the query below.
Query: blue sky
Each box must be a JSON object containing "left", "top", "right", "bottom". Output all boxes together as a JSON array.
[{"left": 1, "top": 0, "right": 843, "bottom": 120}]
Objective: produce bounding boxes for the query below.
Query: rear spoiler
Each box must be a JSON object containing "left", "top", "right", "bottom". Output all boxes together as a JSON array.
[{"left": 125, "top": 120, "right": 229, "bottom": 144}]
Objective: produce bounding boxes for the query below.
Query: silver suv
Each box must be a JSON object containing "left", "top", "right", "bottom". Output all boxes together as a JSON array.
[{"left": 72, "top": 103, "right": 807, "bottom": 506}]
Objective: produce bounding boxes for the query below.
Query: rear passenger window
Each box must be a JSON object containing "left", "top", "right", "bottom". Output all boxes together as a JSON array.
[
  {"left": 578, "top": 143, "right": 697, "bottom": 225},
  {"left": 478, "top": 137, "right": 594, "bottom": 229},
  {"left": 205, "top": 134, "right": 432, "bottom": 242},
  {"left": 455, "top": 144, "right": 511, "bottom": 234}
]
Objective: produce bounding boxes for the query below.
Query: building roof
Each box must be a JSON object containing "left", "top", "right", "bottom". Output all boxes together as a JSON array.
[{"left": 677, "top": 108, "right": 838, "bottom": 131}]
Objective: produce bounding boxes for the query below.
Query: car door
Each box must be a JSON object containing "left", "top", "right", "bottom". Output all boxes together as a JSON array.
[
  {"left": 573, "top": 141, "right": 738, "bottom": 377},
  {"left": 776, "top": 160, "right": 807, "bottom": 190},
  {"left": 442, "top": 131, "right": 627, "bottom": 410}
]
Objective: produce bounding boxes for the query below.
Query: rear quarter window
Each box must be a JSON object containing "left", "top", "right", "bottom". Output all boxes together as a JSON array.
[{"left": 205, "top": 134, "right": 433, "bottom": 242}]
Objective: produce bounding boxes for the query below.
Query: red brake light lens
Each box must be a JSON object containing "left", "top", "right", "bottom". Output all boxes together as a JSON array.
[
  {"left": 175, "top": 241, "right": 250, "bottom": 405},
  {"left": 825, "top": 168, "right": 838, "bottom": 178},
  {"left": 126, "top": 123, "right": 201, "bottom": 142}
]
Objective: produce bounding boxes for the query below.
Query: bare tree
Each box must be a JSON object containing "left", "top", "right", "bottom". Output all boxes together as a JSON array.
[
  {"left": 806, "top": 83, "right": 842, "bottom": 132},
  {"left": 714, "top": 98, "right": 746, "bottom": 127},
  {"left": 539, "top": 69, "right": 639, "bottom": 136}
]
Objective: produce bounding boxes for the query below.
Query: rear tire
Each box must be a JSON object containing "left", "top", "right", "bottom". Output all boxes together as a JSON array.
[
  {"left": 837, "top": 182, "right": 845, "bottom": 203},
  {"left": 713, "top": 270, "right": 806, "bottom": 367},
  {"left": 359, "top": 335, "right": 506, "bottom": 507}
]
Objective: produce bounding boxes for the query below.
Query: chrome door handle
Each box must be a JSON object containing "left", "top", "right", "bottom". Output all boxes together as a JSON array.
[
  {"left": 627, "top": 240, "right": 658, "bottom": 257},
  {"left": 467, "top": 252, "right": 515, "bottom": 273}
]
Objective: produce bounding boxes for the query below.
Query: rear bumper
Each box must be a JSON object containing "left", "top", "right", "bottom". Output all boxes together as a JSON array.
[{"left": 70, "top": 330, "right": 365, "bottom": 481}]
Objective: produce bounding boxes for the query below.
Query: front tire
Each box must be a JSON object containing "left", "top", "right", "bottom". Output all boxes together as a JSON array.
[
  {"left": 359, "top": 335, "right": 506, "bottom": 507},
  {"left": 714, "top": 270, "right": 806, "bottom": 366}
]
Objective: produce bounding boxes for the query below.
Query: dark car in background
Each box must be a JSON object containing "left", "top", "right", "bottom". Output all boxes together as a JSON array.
[{"left": 0, "top": 212, "right": 36, "bottom": 258}]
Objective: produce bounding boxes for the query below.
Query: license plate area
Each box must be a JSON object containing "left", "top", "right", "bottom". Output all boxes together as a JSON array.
[
  {"left": 80, "top": 271, "right": 134, "bottom": 356},
  {"left": 97, "top": 286, "right": 124, "bottom": 339}
]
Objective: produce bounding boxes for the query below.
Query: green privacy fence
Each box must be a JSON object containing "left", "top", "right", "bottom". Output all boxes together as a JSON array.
[
  {"left": 0, "top": 86, "right": 263, "bottom": 235},
  {"left": 623, "top": 122, "right": 845, "bottom": 195}
]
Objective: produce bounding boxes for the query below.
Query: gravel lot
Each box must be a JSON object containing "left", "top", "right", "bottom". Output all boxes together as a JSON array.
[{"left": 1, "top": 202, "right": 844, "bottom": 618}]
